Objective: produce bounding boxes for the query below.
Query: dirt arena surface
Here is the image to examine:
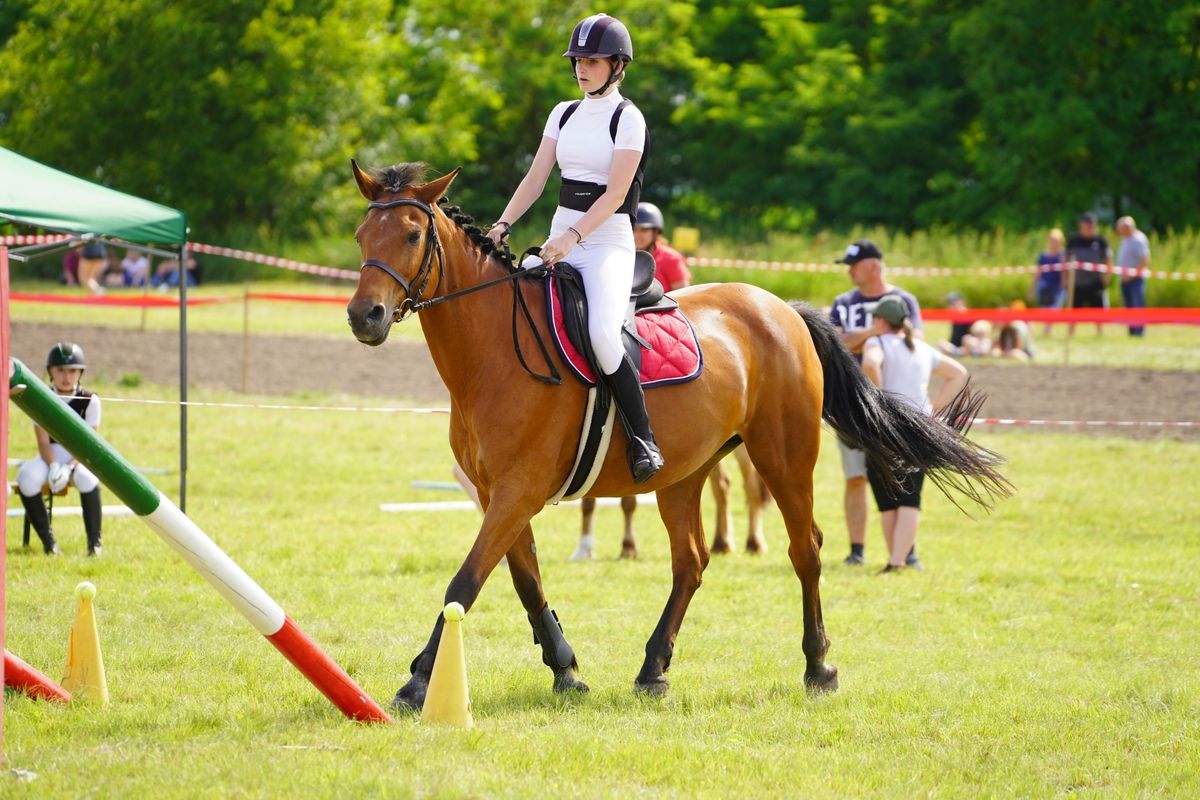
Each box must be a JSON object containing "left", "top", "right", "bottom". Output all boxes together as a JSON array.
[{"left": 10, "top": 321, "right": 1199, "bottom": 439}]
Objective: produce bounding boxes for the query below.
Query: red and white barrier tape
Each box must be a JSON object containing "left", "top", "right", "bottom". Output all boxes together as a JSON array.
[
  {"left": 97, "top": 397, "right": 1195, "bottom": 428},
  {"left": 5, "top": 236, "right": 1196, "bottom": 282},
  {"left": 685, "top": 256, "right": 1197, "bottom": 281},
  {"left": 188, "top": 242, "right": 359, "bottom": 280},
  {"left": 0, "top": 234, "right": 73, "bottom": 245}
]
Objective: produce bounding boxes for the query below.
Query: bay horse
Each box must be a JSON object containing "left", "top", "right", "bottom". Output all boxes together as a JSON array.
[
  {"left": 574, "top": 443, "right": 770, "bottom": 560},
  {"left": 346, "top": 162, "right": 1008, "bottom": 709}
]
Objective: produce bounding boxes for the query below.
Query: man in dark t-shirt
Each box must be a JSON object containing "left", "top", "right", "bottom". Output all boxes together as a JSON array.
[
  {"left": 1065, "top": 212, "right": 1112, "bottom": 309},
  {"left": 829, "top": 239, "right": 923, "bottom": 568}
]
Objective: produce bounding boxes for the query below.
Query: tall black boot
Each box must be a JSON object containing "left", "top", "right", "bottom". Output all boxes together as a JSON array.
[
  {"left": 81, "top": 487, "right": 103, "bottom": 556},
  {"left": 19, "top": 493, "right": 59, "bottom": 555},
  {"left": 605, "top": 355, "right": 664, "bottom": 483}
]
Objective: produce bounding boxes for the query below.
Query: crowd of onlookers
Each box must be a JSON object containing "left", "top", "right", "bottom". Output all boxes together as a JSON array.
[
  {"left": 826, "top": 211, "right": 1150, "bottom": 572},
  {"left": 60, "top": 244, "right": 201, "bottom": 296}
]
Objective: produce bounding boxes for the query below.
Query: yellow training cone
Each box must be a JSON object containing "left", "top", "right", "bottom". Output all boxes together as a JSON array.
[
  {"left": 421, "top": 602, "right": 473, "bottom": 728},
  {"left": 62, "top": 581, "right": 109, "bottom": 705}
]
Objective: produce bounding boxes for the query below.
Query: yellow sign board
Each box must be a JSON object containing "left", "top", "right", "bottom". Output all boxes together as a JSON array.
[{"left": 671, "top": 226, "right": 701, "bottom": 254}]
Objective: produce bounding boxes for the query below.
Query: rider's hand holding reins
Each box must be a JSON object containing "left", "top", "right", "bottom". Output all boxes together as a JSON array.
[
  {"left": 486, "top": 222, "right": 511, "bottom": 247},
  {"left": 539, "top": 230, "right": 582, "bottom": 266}
]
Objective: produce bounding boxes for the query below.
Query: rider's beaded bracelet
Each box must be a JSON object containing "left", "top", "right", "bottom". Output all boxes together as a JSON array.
[{"left": 493, "top": 221, "right": 512, "bottom": 237}]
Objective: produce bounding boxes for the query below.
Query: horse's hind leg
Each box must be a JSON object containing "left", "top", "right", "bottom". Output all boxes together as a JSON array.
[
  {"left": 636, "top": 468, "right": 711, "bottom": 695},
  {"left": 619, "top": 496, "right": 639, "bottom": 559},
  {"left": 744, "top": 419, "right": 838, "bottom": 692},
  {"left": 735, "top": 443, "right": 769, "bottom": 554},
  {"left": 506, "top": 524, "right": 589, "bottom": 694},
  {"left": 573, "top": 498, "right": 597, "bottom": 561},
  {"left": 708, "top": 460, "right": 735, "bottom": 554}
]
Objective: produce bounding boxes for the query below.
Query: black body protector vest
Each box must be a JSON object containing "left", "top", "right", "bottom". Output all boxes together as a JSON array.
[
  {"left": 48, "top": 388, "right": 93, "bottom": 445},
  {"left": 556, "top": 99, "right": 650, "bottom": 226}
]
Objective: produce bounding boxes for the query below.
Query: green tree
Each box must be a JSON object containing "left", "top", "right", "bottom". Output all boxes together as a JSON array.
[{"left": 0, "top": 0, "right": 394, "bottom": 239}]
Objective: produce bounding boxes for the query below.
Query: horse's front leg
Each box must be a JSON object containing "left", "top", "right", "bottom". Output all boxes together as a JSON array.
[
  {"left": 392, "top": 490, "right": 541, "bottom": 712},
  {"left": 505, "top": 523, "right": 589, "bottom": 694}
]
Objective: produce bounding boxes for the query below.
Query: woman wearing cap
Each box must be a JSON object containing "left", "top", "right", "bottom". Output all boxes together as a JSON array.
[
  {"left": 861, "top": 297, "right": 969, "bottom": 573},
  {"left": 485, "top": 13, "right": 662, "bottom": 482},
  {"left": 16, "top": 342, "right": 105, "bottom": 556}
]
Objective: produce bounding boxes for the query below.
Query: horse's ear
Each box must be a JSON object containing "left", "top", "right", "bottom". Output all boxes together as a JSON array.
[
  {"left": 414, "top": 167, "right": 461, "bottom": 205},
  {"left": 351, "top": 159, "right": 382, "bottom": 200}
]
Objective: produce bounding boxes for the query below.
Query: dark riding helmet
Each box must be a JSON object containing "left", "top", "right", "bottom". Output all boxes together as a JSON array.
[
  {"left": 47, "top": 341, "right": 87, "bottom": 371},
  {"left": 563, "top": 14, "right": 634, "bottom": 62},
  {"left": 635, "top": 202, "right": 664, "bottom": 231}
]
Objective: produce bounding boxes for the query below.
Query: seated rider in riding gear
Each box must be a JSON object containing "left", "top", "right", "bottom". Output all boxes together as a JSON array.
[
  {"left": 486, "top": 13, "right": 663, "bottom": 483},
  {"left": 634, "top": 202, "right": 691, "bottom": 292},
  {"left": 16, "top": 342, "right": 104, "bottom": 556}
]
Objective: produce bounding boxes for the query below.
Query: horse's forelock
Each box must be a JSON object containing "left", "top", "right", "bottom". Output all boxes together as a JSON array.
[{"left": 373, "top": 162, "right": 430, "bottom": 194}]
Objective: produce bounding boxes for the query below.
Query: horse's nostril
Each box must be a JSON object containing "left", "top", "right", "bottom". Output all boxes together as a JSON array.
[{"left": 366, "top": 303, "right": 386, "bottom": 325}]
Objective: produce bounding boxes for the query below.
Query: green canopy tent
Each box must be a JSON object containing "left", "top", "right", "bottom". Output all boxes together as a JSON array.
[{"left": 0, "top": 145, "right": 192, "bottom": 509}]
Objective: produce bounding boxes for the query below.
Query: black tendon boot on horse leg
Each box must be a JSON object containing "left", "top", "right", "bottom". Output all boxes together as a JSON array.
[
  {"left": 20, "top": 493, "right": 59, "bottom": 555},
  {"left": 81, "top": 487, "right": 103, "bottom": 556},
  {"left": 606, "top": 355, "right": 663, "bottom": 483},
  {"left": 530, "top": 605, "right": 588, "bottom": 693}
]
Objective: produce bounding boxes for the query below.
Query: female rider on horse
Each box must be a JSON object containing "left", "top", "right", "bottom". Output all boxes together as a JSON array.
[{"left": 484, "top": 13, "right": 662, "bottom": 484}]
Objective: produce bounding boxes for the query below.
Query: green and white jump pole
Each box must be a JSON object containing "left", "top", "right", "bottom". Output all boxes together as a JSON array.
[{"left": 6, "top": 357, "right": 392, "bottom": 723}]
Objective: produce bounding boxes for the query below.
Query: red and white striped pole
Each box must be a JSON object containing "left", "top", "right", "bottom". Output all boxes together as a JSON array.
[{"left": 6, "top": 358, "right": 391, "bottom": 723}]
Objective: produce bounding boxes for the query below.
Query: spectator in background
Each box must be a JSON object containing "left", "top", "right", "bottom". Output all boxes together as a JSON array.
[
  {"left": 634, "top": 202, "right": 690, "bottom": 291},
  {"left": 1066, "top": 212, "right": 1112, "bottom": 333},
  {"left": 1115, "top": 216, "right": 1150, "bottom": 337},
  {"left": 61, "top": 247, "right": 80, "bottom": 286},
  {"left": 121, "top": 248, "right": 150, "bottom": 286},
  {"left": 993, "top": 321, "right": 1034, "bottom": 360},
  {"left": 153, "top": 252, "right": 202, "bottom": 289},
  {"left": 78, "top": 239, "right": 107, "bottom": 295},
  {"left": 1035, "top": 228, "right": 1067, "bottom": 335},
  {"left": 939, "top": 291, "right": 974, "bottom": 356},
  {"left": 829, "top": 238, "right": 923, "bottom": 568},
  {"left": 861, "top": 296, "right": 969, "bottom": 573}
]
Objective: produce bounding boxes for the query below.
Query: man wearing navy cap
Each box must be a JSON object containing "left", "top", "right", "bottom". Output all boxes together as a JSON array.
[{"left": 829, "top": 239, "right": 923, "bottom": 567}]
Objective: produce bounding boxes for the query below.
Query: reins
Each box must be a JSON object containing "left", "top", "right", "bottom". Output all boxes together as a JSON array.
[{"left": 360, "top": 197, "right": 562, "bottom": 385}]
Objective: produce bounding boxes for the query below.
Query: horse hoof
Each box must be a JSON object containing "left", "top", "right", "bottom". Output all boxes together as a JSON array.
[
  {"left": 804, "top": 664, "right": 839, "bottom": 693},
  {"left": 619, "top": 546, "right": 639, "bottom": 560},
  {"left": 391, "top": 675, "right": 428, "bottom": 712},
  {"left": 745, "top": 538, "right": 766, "bottom": 555},
  {"left": 634, "top": 676, "right": 670, "bottom": 696},
  {"left": 553, "top": 670, "right": 590, "bottom": 694},
  {"left": 569, "top": 537, "right": 594, "bottom": 561},
  {"left": 710, "top": 538, "right": 733, "bottom": 555}
]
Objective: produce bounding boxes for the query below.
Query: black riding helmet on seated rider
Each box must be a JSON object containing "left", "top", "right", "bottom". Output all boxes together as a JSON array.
[
  {"left": 564, "top": 13, "right": 633, "bottom": 97},
  {"left": 47, "top": 341, "right": 87, "bottom": 372}
]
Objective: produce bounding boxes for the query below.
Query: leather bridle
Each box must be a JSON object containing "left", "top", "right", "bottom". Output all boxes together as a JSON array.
[
  {"left": 357, "top": 196, "right": 563, "bottom": 385},
  {"left": 359, "top": 197, "right": 444, "bottom": 322}
]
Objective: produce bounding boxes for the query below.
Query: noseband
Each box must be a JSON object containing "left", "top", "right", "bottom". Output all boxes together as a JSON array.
[{"left": 360, "top": 197, "right": 444, "bottom": 321}]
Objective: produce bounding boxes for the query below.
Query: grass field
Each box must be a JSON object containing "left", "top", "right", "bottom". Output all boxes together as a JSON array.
[
  {"left": 4, "top": 379, "right": 1198, "bottom": 797},
  {"left": 9, "top": 280, "right": 1200, "bottom": 371}
]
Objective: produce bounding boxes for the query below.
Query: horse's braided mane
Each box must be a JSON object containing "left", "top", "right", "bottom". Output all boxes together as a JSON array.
[{"left": 373, "top": 162, "right": 514, "bottom": 269}]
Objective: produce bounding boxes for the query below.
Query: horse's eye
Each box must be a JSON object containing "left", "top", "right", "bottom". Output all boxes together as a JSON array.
[{"left": 407, "top": 231, "right": 421, "bottom": 246}]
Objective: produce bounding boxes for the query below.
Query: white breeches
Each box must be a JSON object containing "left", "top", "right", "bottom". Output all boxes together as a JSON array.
[
  {"left": 527, "top": 212, "right": 636, "bottom": 375},
  {"left": 17, "top": 444, "right": 99, "bottom": 495}
]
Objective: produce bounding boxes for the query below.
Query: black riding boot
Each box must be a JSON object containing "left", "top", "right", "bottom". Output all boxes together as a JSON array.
[
  {"left": 605, "top": 355, "right": 664, "bottom": 483},
  {"left": 81, "top": 487, "right": 103, "bottom": 556},
  {"left": 20, "top": 493, "right": 59, "bottom": 555}
]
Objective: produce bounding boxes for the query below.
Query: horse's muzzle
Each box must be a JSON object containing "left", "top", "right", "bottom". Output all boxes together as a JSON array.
[{"left": 347, "top": 297, "right": 392, "bottom": 346}]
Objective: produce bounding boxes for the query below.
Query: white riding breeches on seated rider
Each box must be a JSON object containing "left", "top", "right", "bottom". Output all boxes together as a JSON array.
[
  {"left": 523, "top": 206, "right": 635, "bottom": 376},
  {"left": 17, "top": 443, "right": 100, "bottom": 496}
]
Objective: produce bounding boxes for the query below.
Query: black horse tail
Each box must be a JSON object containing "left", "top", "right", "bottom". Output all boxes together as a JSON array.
[{"left": 792, "top": 302, "right": 1012, "bottom": 510}]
